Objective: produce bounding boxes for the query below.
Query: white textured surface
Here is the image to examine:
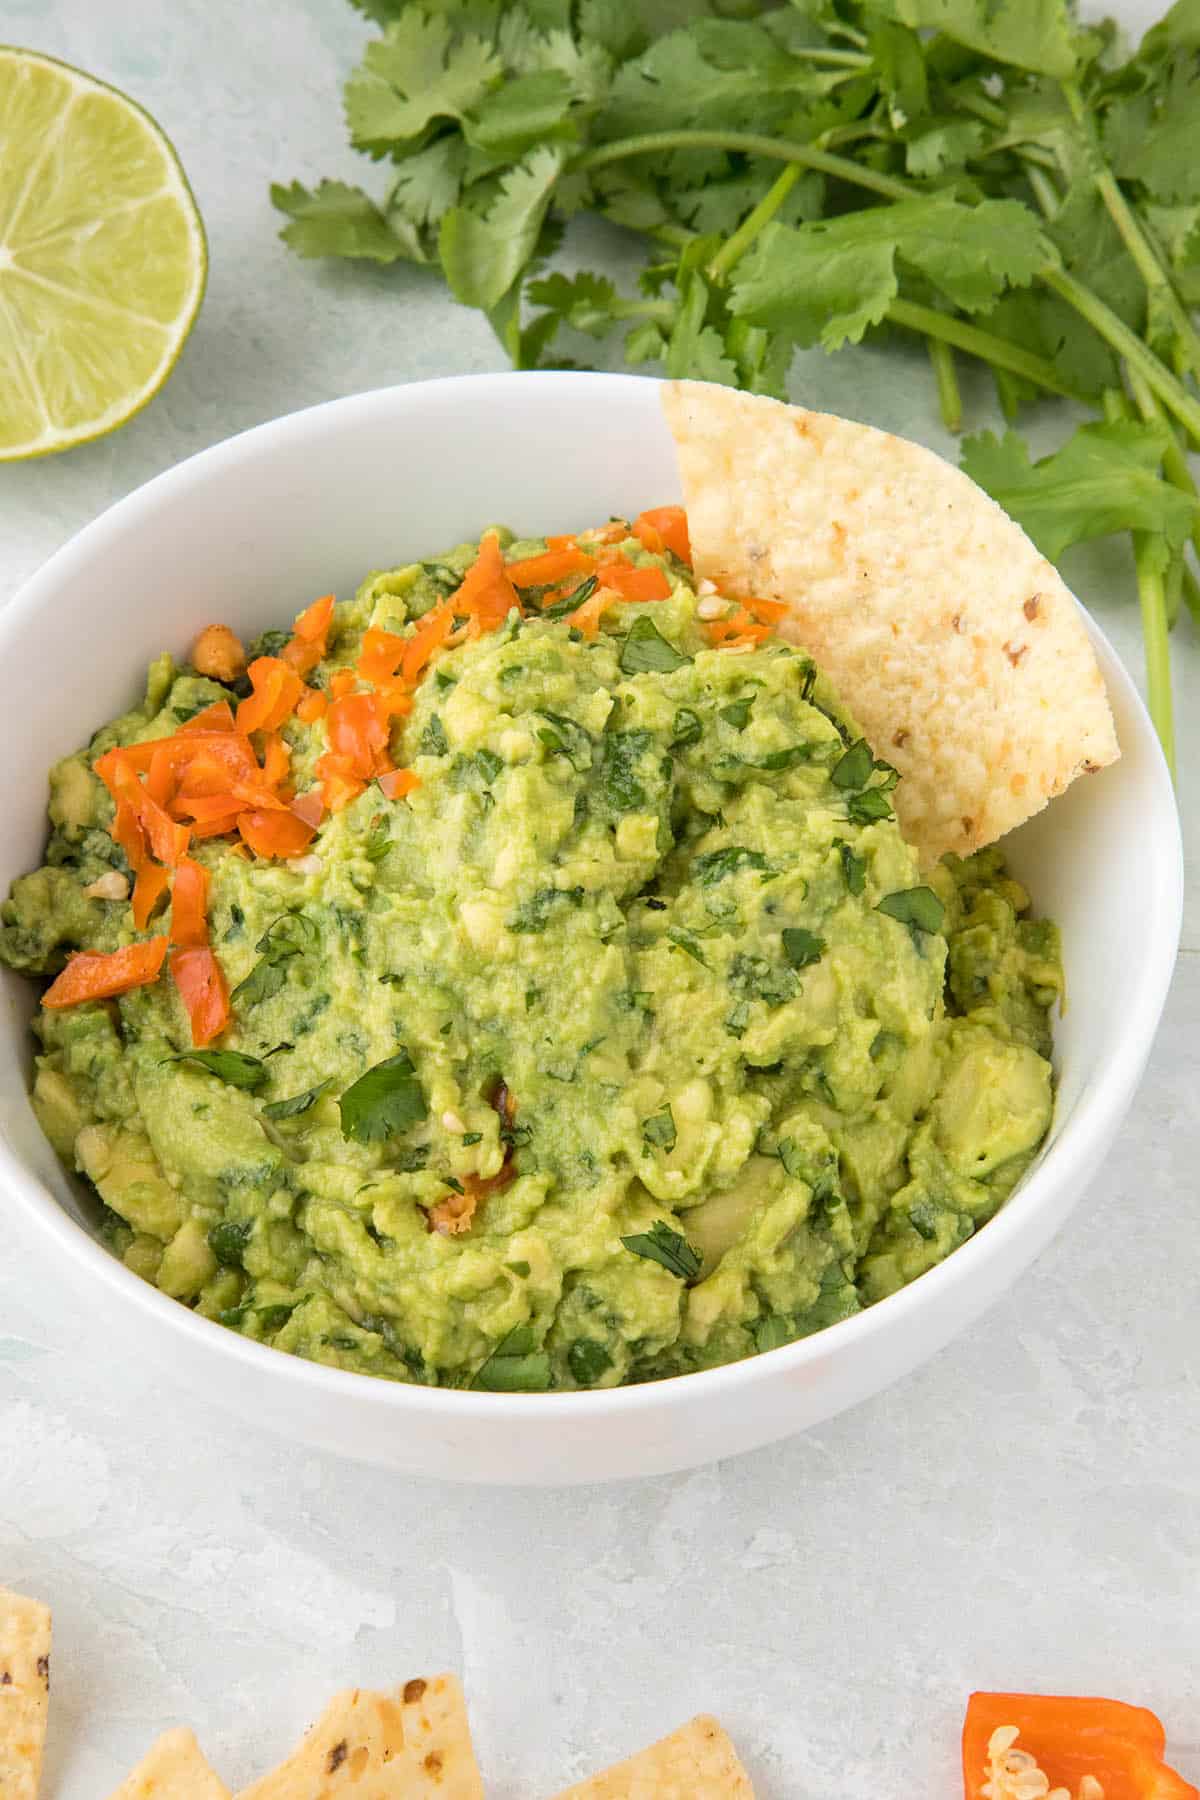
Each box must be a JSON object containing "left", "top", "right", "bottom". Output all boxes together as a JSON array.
[{"left": 1, "top": 0, "right": 1198, "bottom": 1794}]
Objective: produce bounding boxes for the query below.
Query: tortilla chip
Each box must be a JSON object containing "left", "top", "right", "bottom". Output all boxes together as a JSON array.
[
  {"left": 106, "top": 1727, "right": 230, "bottom": 1798},
  {"left": 664, "top": 381, "right": 1119, "bottom": 865},
  {"left": 0, "top": 1588, "right": 51, "bottom": 1800},
  {"left": 236, "top": 1675, "right": 482, "bottom": 1800},
  {"left": 551, "top": 1715, "right": 755, "bottom": 1798}
]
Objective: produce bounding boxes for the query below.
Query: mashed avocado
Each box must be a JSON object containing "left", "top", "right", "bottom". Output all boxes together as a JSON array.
[{"left": 0, "top": 528, "right": 1062, "bottom": 1389}]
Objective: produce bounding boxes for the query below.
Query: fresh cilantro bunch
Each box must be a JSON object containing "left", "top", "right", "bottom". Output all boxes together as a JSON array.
[{"left": 273, "top": 0, "right": 1200, "bottom": 765}]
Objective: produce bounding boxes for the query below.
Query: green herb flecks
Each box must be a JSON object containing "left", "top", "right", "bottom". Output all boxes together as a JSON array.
[
  {"left": 472, "top": 1324, "right": 552, "bottom": 1392},
  {"left": 620, "top": 616, "right": 690, "bottom": 676},
  {"left": 171, "top": 1050, "right": 267, "bottom": 1090},
  {"left": 621, "top": 1219, "right": 702, "bottom": 1282},
  {"left": 339, "top": 1049, "right": 428, "bottom": 1142},
  {"left": 263, "top": 1078, "right": 332, "bottom": 1121},
  {"left": 782, "top": 926, "right": 826, "bottom": 969},
  {"left": 642, "top": 1105, "right": 677, "bottom": 1153},
  {"left": 876, "top": 886, "right": 946, "bottom": 935}
]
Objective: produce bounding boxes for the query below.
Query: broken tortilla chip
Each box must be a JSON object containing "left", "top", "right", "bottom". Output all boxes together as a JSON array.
[
  {"left": 235, "top": 1675, "right": 482, "bottom": 1800},
  {"left": 105, "top": 1726, "right": 230, "bottom": 1799},
  {"left": 551, "top": 1714, "right": 755, "bottom": 1798},
  {"left": 0, "top": 1588, "right": 51, "bottom": 1800},
  {"left": 664, "top": 380, "right": 1119, "bottom": 865}
]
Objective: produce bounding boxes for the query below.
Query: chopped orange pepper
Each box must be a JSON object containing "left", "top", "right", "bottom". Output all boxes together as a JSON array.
[
  {"left": 180, "top": 701, "right": 236, "bottom": 734},
  {"left": 238, "top": 808, "right": 316, "bottom": 859},
  {"left": 170, "top": 857, "right": 210, "bottom": 948},
  {"left": 378, "top": 768, "right": 420, "bottom": 800},
  {"left": 295, "top": 687, "right": 328, "bottom": 724},
  {"left": 454, "top": 531, "right": 522, "bottom": 633},
  {"left": 170, "top": 945, "right": 229, "bottom": 1046},
  {"left": 189, "top": 811, "right": 244, "bottom": 840},
  {"left": 43, "top": 936, "right": 168, "bottom": 1009},
  {"left": 357, "top": 627, "right": 407, "bottom": 688},
  {"left": 236, "top": 657, "right": 305, "bottom": 734},
  {"left": 963, "top": 1694, "right": 1195, "bottom": 1800},
  {"left": 281, "top": 594, "right": 335, "bottom": 676},
  {"left": 131, "top": 863, "right": 170, "bottom": 930},
  {"left": 546, "top": 533, "right": 578, "bottom": 552},
  {"left": 329, "top": 670, "right": 357, "bottom": 700},
  {"left": 743, "top": 596, "right": 788, "bottom": 625},
  {"left": 290, "top": 788, "right": 325, "bottom": 829},
  {"left": 316, "top": 754, "right": 366, "bottom": 814},
  {"left": 260, "top": 733, "right": 290, "bottom": 789},
  {"left": 596, "top": 561, "right": 672, "bottom": 602},
  {"left": 705, "top": 606, "right": 771, "bottom": 648},
  {"left": 327, "top": 691, "right": 393, "bottom": 780},
  {"left": 144, "top": 745, "right": 177, "bottom": 810},
  {"left": 110, "top": 800, "right": 147, "bottom": 873},
  {"left": 506, "top": 546, "right": 596, "bottom": 587},
  {"left": 400, "top": 601, "right": 456, "bottom": 685},
  {"left": 568, "top": 588, "right": 618, "bottom": 639},
  {"left": 634, "top": 506, "right": 691, "bottom": 563}
]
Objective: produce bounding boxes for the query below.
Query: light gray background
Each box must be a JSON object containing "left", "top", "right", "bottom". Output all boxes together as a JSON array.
[{"left": 1, "top": 1, "right": 1197, "bottom": 1794}]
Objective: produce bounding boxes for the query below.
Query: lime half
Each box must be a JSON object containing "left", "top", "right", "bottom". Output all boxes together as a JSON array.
[{"left": 0, "top": 48, "right": 207, "bottom": 460}]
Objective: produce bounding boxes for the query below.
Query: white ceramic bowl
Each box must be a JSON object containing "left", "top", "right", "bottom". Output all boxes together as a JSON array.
[{"left": 0, "top": 373, "right": 1182, "bottom": 1485}]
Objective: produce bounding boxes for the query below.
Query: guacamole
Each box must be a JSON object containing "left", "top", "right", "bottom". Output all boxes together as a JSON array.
[{"left": 0, "top": 525, "right": 1062, "bottom": 1390}]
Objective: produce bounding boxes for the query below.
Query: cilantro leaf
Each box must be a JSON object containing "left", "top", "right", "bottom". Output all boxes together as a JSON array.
[
  {"left": 472, "top": 1324, "right": 552, "bottom": 1392},
  {"left": 1105, "top": 63, "right": 1200, "bottom": 203},
  {"left": 731, "top": 201, "right": 1050, "bottom": 349},
  {"left": 339, "top": 1049, "right": 428, "bottom": 1142},
  {"left": 664, "top": 274, "right": 739, "bottom": 385},
  {"left": 619, "top": 616, "right": 689, "bottom": 674},
  {"left": 693, "top": 846, "right": 769, "bottom": 884},
  {"left": 568, "top": 1338, "right": 613, "bottom": 1384},
  {"left": 960, "top": 422, "right": 1198, "bottom": 562},
  {"left": 440, "top": 145, "right": 564, "bottom": 310},
  {"left": 344, "top": 11, "right": 501, "bottom": 155},
  {"left": 871, "top": 0, "right": 1080, "bottom": 78},
  {"left": 263, "top": 1079, "right": 332, "bottom": 1121},
  {"left": 527, "top": 269, "right": 622, "bottom": 337},
  {"left": 270, "top": 181, "right": 418, "bottom": 263},
  {"left": 642, "top": 1106, "right": 677, "bottom": 1151},
  {"left": 464, "top": 68, "right": 575, "bottom": 157},
  {"left": 208, "top": 1219, "right": 253, "bottom": 1268},
  {"left": 620, "top": 1219, "right": 701, "bottom": 1281},
  {"left": 877, "top": 886, "right": 945, "bottom": 934},
  {"left": 172, "top": 1050, "right": 267, "bottom": 1090},
  {"left": 782, "top": 927, "right": 826, "bottom": 969}
]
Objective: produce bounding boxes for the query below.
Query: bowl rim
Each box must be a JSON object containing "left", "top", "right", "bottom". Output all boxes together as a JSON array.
[{"left": 0, "top": 371, "right": 1184, "bottom": 1422}]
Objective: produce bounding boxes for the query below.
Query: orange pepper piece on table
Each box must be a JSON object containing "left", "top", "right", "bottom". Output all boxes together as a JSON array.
[
  {"left": 170, "top": 945, "right": 229, "bottom": 1046},
  {"left": 42, "top": 937, "right": 169, "bottom": 1009},
  {"left": 130, "top": 864, "right": 170, "bottom": 930},
  {"left": 633, "top": 506, "right": 691, "bottom": 564},
  {"left": 962, "top": 1693, "right": 1197, "bottom": 1800},
  {"left": 170, "top": 857, "right": 210, "bottom": 948},
  {"left": 596, "top": 561, "right": 672, "bottom": 603}
]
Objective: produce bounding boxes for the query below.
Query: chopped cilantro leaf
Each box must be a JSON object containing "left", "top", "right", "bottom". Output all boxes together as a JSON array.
[{"left": 620, "top": 1220, "right": 702, "bottom": 1282}]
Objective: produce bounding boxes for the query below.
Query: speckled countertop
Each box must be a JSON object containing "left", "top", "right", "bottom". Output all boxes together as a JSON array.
[{"left": 1, "top": 2, "right": 1198, "bottom": 1795}]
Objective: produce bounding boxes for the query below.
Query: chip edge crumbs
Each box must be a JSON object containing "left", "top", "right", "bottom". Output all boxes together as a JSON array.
[
  {"left": 105, "top": 1725, "right": 230, "bottom": 1800},
  {"left": 0, "top": 1587, "right": 51, "bottom": 1800},
  {"left": 549, "top": 1713, "right": 755, "bottom": 1798},
  {"left": 235, "top": 1673, "right": 483, "bottom": 1800},
  {"left": 663, "top": 379, "right": 1120, "bottom": 866}
]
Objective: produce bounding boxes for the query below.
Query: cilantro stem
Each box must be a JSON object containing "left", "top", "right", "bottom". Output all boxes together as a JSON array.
[
  {"left": 1042, "top": 267, "right": 1200, "bottom": 445},
  {"left": 707, "top": 165, "right": 801, "bottom": 283},
  {"left": 886, "top": 298, "right": 1084, "bottom": 400},
  {"left": 1125, "top": 361, "right": 1200, "bottom": 564},
  {"left": 928, "top": 335, "right": 962, "bottom": 432},
  {"left": 1059, "top": 80, "right": 1200, "bottom": 386},
  {"left": 1023, "top": 163, "right": 1061, "bottom": 220},
  {"left": 1133, "top": 535, "right": 1176, "bottom": 775},
  {"left": 577, "top": 132, "right": 914, "bottom": 204}
]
